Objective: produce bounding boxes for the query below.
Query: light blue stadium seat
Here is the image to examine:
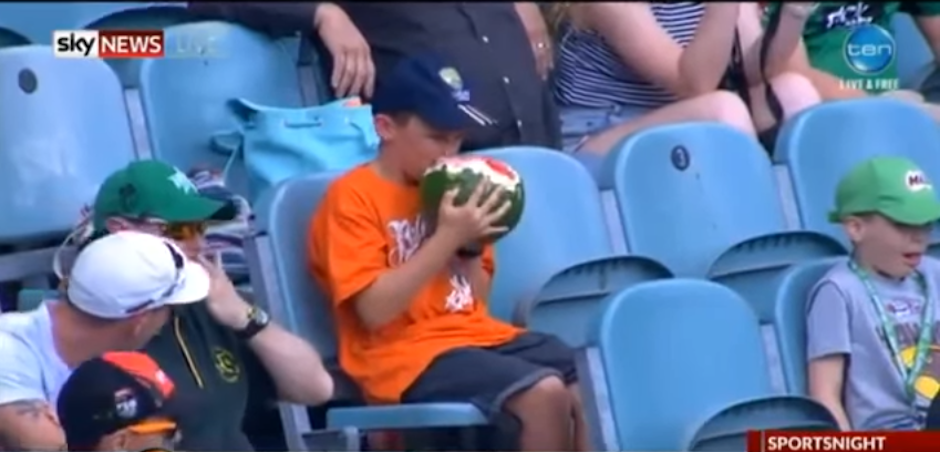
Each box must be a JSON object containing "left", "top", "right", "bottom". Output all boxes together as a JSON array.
[
  {"left": 708, "top": 234, "right": 846, "bottom": 393},
  {"left": 597, "top": 122, "right": 789, "bottom": 277},
  {"left": 519, "top": 255, "right": 671, "bottom": 347},
  {"left": 893, "top": 13, "right": 935, "bottom": 90},
  {"left": 688, "top": 397, "right": 837, "bottom": 450},
  {"left": 578, "top": 279, "right": 837, "bottom": 451},
  {"left": 763, "top": 259, "right": 842, "bottom": 395},
  {"left": 774, "top": 98, "right": 940, "bottom": 250},
  {"left": 245, "top": 172, "right": 487, "bottom": 452},
  {"left": 477, "top": 148, "right": 670, "bottom": 334},
  {"left": 0, "top": 45, "right": 135, "bottom": 280},
  {"left": 0, "top": 2, "right": 185, "bottom": 44},
  {"left": 86, "top": 2, "right": 192, "bottom": 88},
  {"left": 138, "top": 22, "right": 307, "bottom": 198}
]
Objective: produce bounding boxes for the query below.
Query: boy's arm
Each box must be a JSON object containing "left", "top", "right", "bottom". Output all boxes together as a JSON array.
[
  {"left": 309, "top": 191, "right": 461, "bottom": 331},
  {"left": 806, "top": 282, "right": 853, "bottom": 431},
  {"left": 454, "top": 245, "right": 496, "bottom": 300}
]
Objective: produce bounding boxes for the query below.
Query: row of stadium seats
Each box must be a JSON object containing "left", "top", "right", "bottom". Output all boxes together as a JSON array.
[
  {"left": 17, "top": 98, "right": 928, "bottom": 447},
  {"left": 1, "top": 4, "right": 937, "bottom": 449},
  {"left": 0, "top": 12, "right": 331, "bottom": 281},
  {"left": 245, "top": 96, "right": 940, "bottom": 449},
  {"left": 246, "top": 142, "right": 850, "bottom": 450},
  {"left": 0, "top": 21, "right": 320, "bottom": 229},
  {"left": 3, "top": 38, "right": 938, "bottom": 276}
]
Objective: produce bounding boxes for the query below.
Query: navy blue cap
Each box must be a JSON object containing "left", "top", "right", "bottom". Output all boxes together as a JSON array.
[{"left": 371, "top": 54, "right": 497, "bottom": 131}]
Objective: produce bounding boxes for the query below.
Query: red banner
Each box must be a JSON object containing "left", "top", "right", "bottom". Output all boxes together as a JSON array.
[{"left": 746, "top": 430, "right": 940, "bottom": 452}]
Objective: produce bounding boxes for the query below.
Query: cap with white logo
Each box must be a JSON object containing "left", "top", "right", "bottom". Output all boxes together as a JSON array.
[{"left": 67, "top": 231, "right": 210, "bottom": 319}]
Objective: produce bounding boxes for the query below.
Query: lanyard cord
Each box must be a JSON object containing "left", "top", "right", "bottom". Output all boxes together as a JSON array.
[{"left": 848, "top": 260, "right": 934, "bottom": 404}]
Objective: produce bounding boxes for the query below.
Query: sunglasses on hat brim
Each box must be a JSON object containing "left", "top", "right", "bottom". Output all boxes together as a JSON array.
[
  {"left": 128, "top": 218, "right": 208, "bottom": 241},
  {"left": 127, "top": 418, "right": 177, "bottom": 435}
]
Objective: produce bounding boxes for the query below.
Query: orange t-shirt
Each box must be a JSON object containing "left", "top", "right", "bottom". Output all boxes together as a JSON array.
[{"left": 307, "top": 165, "right": 521, "bottom": 403}]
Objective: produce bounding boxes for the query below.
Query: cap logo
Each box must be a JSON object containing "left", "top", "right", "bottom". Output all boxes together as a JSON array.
[
  {"left": 439, "top": 67, "right": 470, "bottom": 102},
  {"left": 168, "top": 169, "right": 198, "bottom": 194},
  {"left": 906, "top": 170, "right": 932, "bottom": 192},
  {"left": 114, "top": 387, "right": 139, "bottom": 419}
]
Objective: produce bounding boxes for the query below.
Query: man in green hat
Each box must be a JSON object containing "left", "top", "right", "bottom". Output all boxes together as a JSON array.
[
  {"left": 806, "top": 156, "right": 940, "bottom": 432},
  {"left": 50, "top": 160, "right": 333, "bottom": 451},
  {"left": 84, "top": 160, "right": 239, "bottom": 256}
]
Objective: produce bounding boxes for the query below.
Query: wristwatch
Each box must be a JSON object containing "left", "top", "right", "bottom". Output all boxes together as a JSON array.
[{"left": 235, "top": 305, "right": 271, "bottom": 340}]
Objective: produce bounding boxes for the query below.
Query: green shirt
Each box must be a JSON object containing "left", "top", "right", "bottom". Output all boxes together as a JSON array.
[
  {"left": 144, "top": 302, "right": 277, "bottom": 451},
  {"left": 766, "top": 2, "right": 940, "bottom": 94}
]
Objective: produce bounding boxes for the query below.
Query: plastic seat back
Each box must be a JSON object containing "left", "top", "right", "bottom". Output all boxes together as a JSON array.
[
  {"left": 0, "top": 2, "right": 184, "bottom": 44},
  {"left": 708, "top": 233, "right": 847, "bottom": 393},
  {"left": 598, "top": 123, "right": 786, "bottom": 277},
  {"left": 85, "top": 2, "right": 192, "bottom": 88},
  {"left": 769, "top": 259, "right": 842, "bottom": 395},
  {"left": 522, "top": 255, "right": 672, "bottom": 347},
  {"left": 249, "top": 172, "right": 341, "bottom": 363},
  {"left": 0, "top": 45, "right": 135, "bottom": 243},
  {"left": 688, "top": 397, "right": 837, "bottom": 450},
  {"left": 775, "top": 98, "right": 940, "bottom": 245},
  {"left": 579, "top": 279, "right": 773, "bottom": 450},
  {"left": 480, "top": 147, "right": 616, "bottom": 322},
  {"left": 139, "top": 22, "right": 303, "bottom": 197}
]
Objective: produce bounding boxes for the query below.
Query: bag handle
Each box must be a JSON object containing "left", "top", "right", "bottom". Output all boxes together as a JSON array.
[{"left": 209, "top": 98, "right": 379, "bottom": 159}]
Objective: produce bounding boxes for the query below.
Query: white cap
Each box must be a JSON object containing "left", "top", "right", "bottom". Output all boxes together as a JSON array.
[{"left": 67, "top": 231, "right": 211, "bottom": 319}]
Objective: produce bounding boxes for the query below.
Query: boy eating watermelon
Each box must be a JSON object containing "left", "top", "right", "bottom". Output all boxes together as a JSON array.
[{"left": 307, "top": 54, "right": 588, "bottom": 451}]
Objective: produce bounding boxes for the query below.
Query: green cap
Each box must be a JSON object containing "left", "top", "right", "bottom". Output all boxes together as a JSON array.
[
  {"left": 828, "top": 156, "right": 940, "bottom": 225},
  {"left": 92, "top": 161, "right": 238, "bottom": 230}
]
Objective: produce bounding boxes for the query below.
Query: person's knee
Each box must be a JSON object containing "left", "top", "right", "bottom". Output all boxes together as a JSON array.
[
  {"left": 769, "top": 71, "right": 821, "bottom": 116},
  {"left": 692, "top": 90, "right": 754, "bottom": 133},
  {"left": 504, "top": 375, "right": 571, "bottom": 417}
]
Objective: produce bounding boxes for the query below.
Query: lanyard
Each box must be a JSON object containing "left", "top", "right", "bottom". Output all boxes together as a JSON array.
[{"left": 848, "top": 260, "right": 935, "bottom": 403}]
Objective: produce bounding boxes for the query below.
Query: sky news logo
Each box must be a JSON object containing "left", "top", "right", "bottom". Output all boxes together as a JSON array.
[{"left": 53, "top": 30, "right": 164, "bottom": 58}]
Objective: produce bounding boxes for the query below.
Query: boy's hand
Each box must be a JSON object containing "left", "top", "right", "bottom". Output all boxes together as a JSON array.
[{"left": 435, "top": 181, "right": 510, "bottom": 248}]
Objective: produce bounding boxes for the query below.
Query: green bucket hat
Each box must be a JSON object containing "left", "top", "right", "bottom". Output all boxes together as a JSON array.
[
  {"left": 92, "top": 161, "right": 238, "bottom": 231},
  {"left": 828, "top": 156, "right": 940, "bottom": 225}
]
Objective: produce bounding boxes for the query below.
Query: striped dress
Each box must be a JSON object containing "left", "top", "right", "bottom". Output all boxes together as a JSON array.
[{"left": 553, "top": 2, "right": 706, "bottom": 110}]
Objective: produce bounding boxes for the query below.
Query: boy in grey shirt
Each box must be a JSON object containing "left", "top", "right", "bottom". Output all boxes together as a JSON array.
[{"left": 808, "top": 156, "right": 940, "bottom": 431}]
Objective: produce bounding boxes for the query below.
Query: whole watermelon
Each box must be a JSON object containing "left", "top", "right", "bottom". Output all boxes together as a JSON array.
[{"left": 420, "top": 155, "right": 525, "bottom": 242}]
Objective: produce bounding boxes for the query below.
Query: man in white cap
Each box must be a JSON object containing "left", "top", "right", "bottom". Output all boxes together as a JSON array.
[{"left": 0, "top": 231, "right": 210, "bottom": 451}]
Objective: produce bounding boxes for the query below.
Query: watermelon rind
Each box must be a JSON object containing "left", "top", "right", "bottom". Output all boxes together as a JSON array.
[{"left": 420, "top": 156, "right": 525, "bottom": 242}]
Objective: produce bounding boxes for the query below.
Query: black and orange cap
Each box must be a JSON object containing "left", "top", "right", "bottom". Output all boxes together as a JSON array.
[{"left": 57, "top": 351, "right": 177, "bottom": 451}]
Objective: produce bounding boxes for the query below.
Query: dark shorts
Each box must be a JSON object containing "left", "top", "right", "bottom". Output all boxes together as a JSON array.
[{"left": 401, "top": 332, "right": 577, "bottom": 418}]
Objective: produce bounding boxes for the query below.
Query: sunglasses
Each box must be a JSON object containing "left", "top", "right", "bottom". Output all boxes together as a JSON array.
[{"left": 126, "top": 218, "right": 208, "bottom": 242}]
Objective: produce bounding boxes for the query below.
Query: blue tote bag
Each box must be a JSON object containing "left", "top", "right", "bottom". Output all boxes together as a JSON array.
[{"left": 212, "top": 97, "right": 379, "bottom": 201}]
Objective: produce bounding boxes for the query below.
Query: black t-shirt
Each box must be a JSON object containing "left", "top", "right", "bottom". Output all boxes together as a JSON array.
[{"left": 144, "top": 302, "right": 276, "bottom": 451}]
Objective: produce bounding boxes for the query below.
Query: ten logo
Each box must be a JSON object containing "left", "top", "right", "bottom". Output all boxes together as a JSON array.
[
  {"left": 53, "top": 29, "right": 165, "bottom": 59},
  {"left": 843, "top": 24, "right": 895, "bottom": 75}
]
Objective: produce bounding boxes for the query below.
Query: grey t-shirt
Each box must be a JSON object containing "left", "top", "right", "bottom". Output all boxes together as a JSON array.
[{"left": 807, "top": 258, "right": 940, "bottom": 430}]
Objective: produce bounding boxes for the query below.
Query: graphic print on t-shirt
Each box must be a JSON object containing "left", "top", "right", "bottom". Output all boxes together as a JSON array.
[
  {"left": 386, "top": 215, "right": 473, "bottom": 312},
  {"left": 880, "top": 294, "right": 940, "bottom": 404}
]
